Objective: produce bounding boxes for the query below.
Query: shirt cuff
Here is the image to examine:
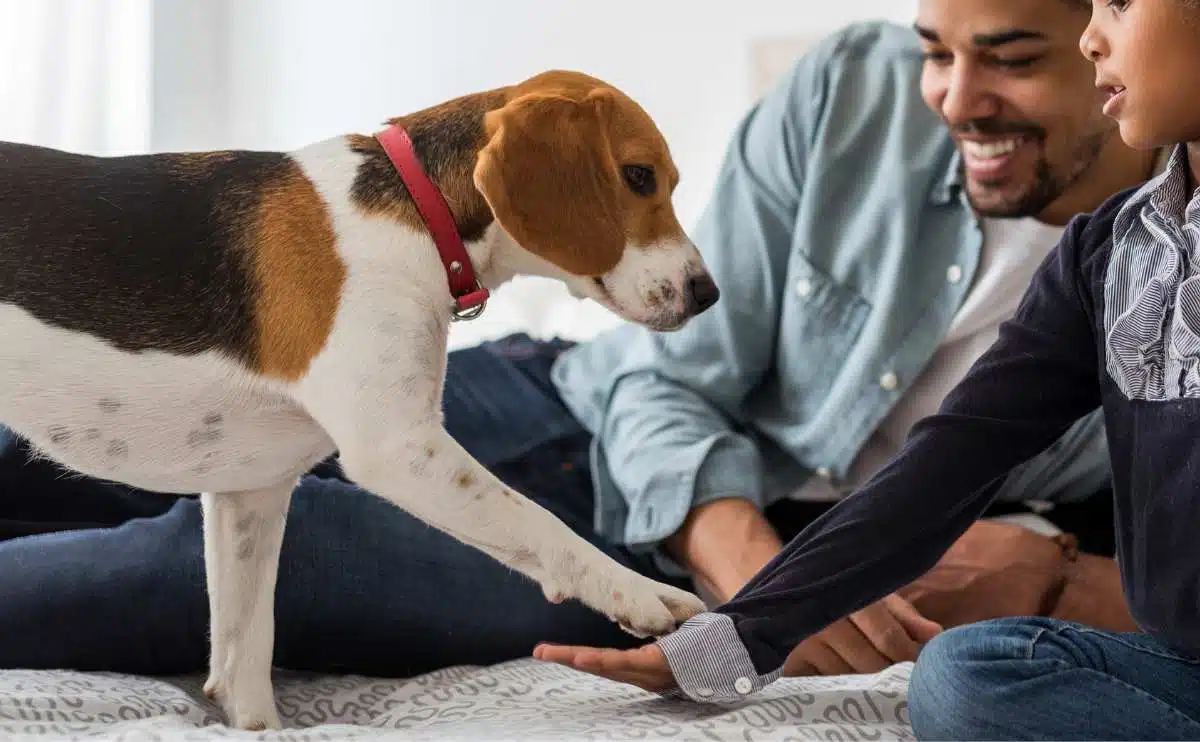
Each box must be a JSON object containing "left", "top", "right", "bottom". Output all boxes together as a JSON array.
[{"left": 656, "top": 613, "right": 783, "bottom": 702}]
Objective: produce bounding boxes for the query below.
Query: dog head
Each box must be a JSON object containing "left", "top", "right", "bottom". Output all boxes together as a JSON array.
[{"left": 474, "top": 70, "right": 718, "bottom": 331}]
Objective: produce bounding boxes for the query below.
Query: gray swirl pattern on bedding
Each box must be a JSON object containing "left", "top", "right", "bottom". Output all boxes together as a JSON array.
[{"left": 0, "top": 659, "right": 914, "bottom": 741}]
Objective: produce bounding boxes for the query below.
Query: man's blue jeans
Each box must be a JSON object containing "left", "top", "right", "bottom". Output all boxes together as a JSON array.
[
  {"left": 0, "top": 334, "right": 678, "bottom": 676},
  {"left": 910, "top": 616, "right": 1200, "bottom": 740}
]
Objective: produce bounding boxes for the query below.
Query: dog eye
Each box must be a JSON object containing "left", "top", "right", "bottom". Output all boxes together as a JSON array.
[{"left": 622, "top": 165, "right": 656, "bottom": 196}]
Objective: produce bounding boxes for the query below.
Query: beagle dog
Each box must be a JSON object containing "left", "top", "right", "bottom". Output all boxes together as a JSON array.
[{"left": 0, "top": 70, "right": 718, "bottom": 729}]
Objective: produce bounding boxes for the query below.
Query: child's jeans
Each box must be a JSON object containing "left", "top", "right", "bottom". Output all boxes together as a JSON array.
[{"left": 910, "top": 616, "right": 1200, "bottom": 740}]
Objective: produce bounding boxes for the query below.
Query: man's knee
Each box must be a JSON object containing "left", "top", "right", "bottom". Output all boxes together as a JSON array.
[{"left": 909, "top": 618, "right": 1059, "bottom": 740}]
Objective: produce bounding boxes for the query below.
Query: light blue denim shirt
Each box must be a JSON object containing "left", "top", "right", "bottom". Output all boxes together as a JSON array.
[{"left": 550, "top": 21, "right": 1110, "bottom": 564}]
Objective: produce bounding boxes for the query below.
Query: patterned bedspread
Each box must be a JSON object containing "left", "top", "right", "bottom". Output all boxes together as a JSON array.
[{"left": 0, "top": 659, "right": 915, "bottom": 741}]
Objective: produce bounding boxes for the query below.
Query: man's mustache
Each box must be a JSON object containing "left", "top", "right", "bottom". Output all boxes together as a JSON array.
[{"left": 952, "top": 119, "right": 1045, "bottom": 139}]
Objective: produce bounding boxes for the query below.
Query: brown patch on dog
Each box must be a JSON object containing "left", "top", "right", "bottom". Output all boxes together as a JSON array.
[
  {"left": 249, "top": 158, "right": 347, "bottom": 381},
  {"left": 612, "top": 590, "right": 624, "bottom": 602},
  {"left": 235, "top": 512, "right": 257, "bottom": 535},
  {"left": 170, "top": 151, "right": 240, "bottom": 180},
  {"left": 245, "top": 721, "right": 268, "bottom": 732},
  {"left": 512, "top": 549, "right": 538, "bottom": 571},
  {"left": 349, "top": 70, "right": 688, "bottom": 283},
  {"left": 455, "top": 471, "right": 476, "bottom": 489},
  {"left": 475, "top": 71, "right": 689, "bottom": 275},
  {"left": 347, "top": 91, "right": 502, "bottom": 242},
  {"left": 424, "top": 446, "right": 436, "bottom": 459}
]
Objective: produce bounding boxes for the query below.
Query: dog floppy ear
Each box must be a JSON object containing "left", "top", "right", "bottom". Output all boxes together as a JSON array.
[{"left": 474, "top": 90, "right": 625, "bottom": 276}]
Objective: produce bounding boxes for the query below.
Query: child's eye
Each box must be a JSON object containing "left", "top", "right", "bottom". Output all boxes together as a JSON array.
[{"left": 1106, "top": 0, "right": 1130, "bottom": 11}]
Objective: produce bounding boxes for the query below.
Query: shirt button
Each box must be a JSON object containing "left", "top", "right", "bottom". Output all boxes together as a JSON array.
[
  {"left": 696, "top": 687, "right": 714, "bottom": 699},
  {"left": 879, "top": 372, "right": 899, "bottom": 391},
  {"left": 795, "top": 278, "right": 814, "bottom": 298},
  {"left": 734, "top": 677, "right": 753, "bottom": 695},
  {"left": 946, "top": 264, "right": 963, "bottom": 284},
  {"left": 815, "top": 467, "right": 831, "bottom": 479}
]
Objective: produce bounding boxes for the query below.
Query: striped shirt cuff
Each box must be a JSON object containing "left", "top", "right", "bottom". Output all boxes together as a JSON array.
[{"left": 656, "top": 613, "right": 782, "bottom": 702}]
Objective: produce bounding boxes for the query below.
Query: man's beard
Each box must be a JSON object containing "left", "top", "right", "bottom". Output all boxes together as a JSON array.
[{"left": 958, "top": 121, "right": 1113, "bottom": 219}]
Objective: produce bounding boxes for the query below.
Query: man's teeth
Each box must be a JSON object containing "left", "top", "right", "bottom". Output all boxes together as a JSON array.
[{"left": 963, "top": 139, "right": 1022, "bottom": 159}]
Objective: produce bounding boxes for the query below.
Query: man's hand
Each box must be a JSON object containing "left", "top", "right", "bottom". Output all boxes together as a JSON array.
[
  {"left": 665, "top": 498, "right": 783, "bottom": 603},
  {"left": 533, "top": 642, "right": 677, "bottom": 693},
  {"left": 783, "top": 593, "right": 942, "bottom": 676}
]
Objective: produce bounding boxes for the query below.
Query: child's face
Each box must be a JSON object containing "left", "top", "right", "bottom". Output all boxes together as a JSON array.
[{"left": 1082, "top": 1, "right": 1200, "bottom": 149}]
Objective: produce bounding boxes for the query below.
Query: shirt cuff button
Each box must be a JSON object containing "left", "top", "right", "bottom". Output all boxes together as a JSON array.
[
  {"left": 734, "top": 677, "right": 753, "bottom": 695},
  {"left": 696, "top": 687, "right": 714, "bottom": 699}
]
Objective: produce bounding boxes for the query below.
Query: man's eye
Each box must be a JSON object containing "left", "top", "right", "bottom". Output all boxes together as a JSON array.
[
  {"left": 922, "top": 51, "right": 952, "bottom": 65},
  {"left": 994, "top": 57, "right": 1041, "bottom": 70}
]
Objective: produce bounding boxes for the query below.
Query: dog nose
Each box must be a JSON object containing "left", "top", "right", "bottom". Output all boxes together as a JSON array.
[{"left": 685, "top": 274, "right": 720, "bottom": 314}]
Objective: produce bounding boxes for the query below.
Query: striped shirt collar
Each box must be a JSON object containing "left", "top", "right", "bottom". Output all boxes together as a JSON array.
[
  {"left": 1117, "top": 144, "right": 1198, "bottom": 230},
  {"left": 1149, "top": 145, "right": 1199, "bottom": 226}
]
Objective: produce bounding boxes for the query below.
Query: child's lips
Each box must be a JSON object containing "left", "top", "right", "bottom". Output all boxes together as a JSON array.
[{"left": 1101, "top": 85, "right": 1127, "bottom": 117}]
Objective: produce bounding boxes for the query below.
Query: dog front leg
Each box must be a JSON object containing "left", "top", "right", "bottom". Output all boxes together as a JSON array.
[
  {"left": 200, "top": 482, "right": 293, "bottom": 731},
  {"left": 336, "top": 428, "right": 705, "bottom": 638}
]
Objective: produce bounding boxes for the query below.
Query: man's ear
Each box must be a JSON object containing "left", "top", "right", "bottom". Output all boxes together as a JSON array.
[{"left": 474, "top": 91, "right": 625, "bottom": 276}]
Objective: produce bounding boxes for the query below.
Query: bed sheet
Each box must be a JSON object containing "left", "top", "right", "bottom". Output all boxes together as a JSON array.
[{"left": 0, "top": 658, "right": 914, "bottom": 741}]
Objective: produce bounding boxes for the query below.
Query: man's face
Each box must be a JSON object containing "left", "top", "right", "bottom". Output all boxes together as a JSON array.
[{"left": 917, "top": 0, "right": 1119, "bottom": 218}]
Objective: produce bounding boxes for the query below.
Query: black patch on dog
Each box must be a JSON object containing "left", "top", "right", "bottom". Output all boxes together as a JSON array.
[
  {"left": 0, "top": 142, "right": 285, "bottom": 365},
  {"left": 348, "top": 94, "right": 498, "bottom": 242}
]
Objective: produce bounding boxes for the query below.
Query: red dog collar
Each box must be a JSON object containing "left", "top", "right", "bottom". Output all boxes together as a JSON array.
[{"left": 374, "top": 124, "right": 489, "bottom": 319}]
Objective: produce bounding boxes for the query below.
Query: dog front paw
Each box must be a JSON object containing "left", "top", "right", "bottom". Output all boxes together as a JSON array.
[
  {"left": 609, "top": 577, "right": 708, "bottom": 637},
  {"left": 552, "top": 564, "right": 706, "bottom": 638}
]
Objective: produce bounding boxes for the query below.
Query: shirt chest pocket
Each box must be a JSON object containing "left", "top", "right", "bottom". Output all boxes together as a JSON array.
[{"left": 776, "top": 253, "right": 872, "bottom": 405}]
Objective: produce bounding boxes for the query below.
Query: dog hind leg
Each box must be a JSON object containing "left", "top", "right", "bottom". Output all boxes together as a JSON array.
[{"left": 200, "top": 483, "right": 293, "bottom": 731}]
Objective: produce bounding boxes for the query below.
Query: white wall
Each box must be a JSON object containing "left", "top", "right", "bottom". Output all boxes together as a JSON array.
[
  {"left": 0, "top": 0, "right": 150, "bottom": 155},
  {"left": 152, "top": 0, "right": 917, "bottom": 231}
]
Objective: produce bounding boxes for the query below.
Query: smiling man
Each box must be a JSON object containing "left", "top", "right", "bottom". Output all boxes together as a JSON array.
[
  {"left": 915, "top": 2, "right": 1146, "bottom": 223},
  {"left": 0, "top": 0, "right": 1166, "bottom": 688}
]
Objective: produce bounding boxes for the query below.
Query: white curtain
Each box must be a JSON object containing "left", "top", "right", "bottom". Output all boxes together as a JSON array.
[{"left": 0, "top": 0, "right": 151, "bottom": 155}]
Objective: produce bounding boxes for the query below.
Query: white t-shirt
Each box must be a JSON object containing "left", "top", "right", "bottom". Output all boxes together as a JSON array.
[{"left": 794, "top": 215, "right": 1066, "bottom": 501}]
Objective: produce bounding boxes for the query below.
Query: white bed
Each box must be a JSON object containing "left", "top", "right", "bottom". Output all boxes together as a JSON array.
[{"left": 0, "top": 659, "right": 915, "bottom": 741}]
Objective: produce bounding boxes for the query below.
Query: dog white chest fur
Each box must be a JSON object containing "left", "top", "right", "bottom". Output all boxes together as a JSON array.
[{"left": 0, "top": 70, "right": 718, "bottom": 731}]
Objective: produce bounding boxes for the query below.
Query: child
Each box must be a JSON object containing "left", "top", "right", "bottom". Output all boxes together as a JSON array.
[{"left": 536, "top": 1, "right": 1200, "bottom": 738}]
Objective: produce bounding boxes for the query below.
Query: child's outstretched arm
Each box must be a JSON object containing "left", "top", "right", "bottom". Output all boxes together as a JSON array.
[{"left": 537, "top": 209, "right": 1108, "bottom": 701}]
